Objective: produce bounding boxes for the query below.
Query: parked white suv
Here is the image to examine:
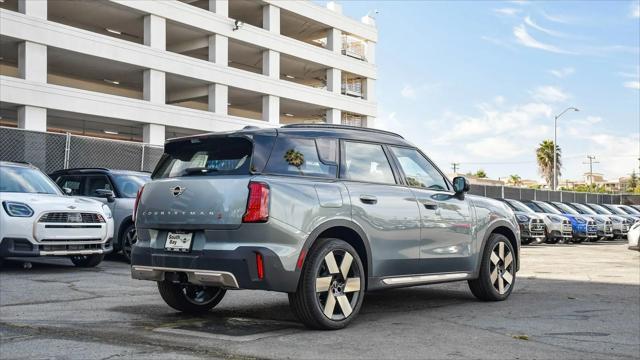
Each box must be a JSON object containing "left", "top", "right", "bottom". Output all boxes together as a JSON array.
[{"left": 0, "top": 162, "right": 114, "bottom": 267}]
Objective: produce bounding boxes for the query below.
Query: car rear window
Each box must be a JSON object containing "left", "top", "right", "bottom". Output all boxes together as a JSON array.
[{"left": 153, "top": 137, "right": 253, "bottom": 178}]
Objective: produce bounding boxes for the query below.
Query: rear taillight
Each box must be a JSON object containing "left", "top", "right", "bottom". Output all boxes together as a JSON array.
[
  {"left": 133, "top": 185, "right": 145, "bottom": 223},
  {"left": 242, "top": 182, "right": 270, "bottom": 223}
]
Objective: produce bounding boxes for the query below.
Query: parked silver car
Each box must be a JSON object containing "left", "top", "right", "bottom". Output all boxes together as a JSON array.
[
  {"left": 50, "top": 168, "right": 150, "bottom": 262},
  {"left": 584, "top": 204, "right": 632, "bottom": 238},
  {"left": 130, "top": 125, "right": 520, "bottom": 329},
  {"left": 506, "top": 199, "right": 572, "bottom": 243}
]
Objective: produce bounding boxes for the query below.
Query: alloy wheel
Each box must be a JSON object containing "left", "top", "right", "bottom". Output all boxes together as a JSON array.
[
  {"left": 315, "top": 250, "right": 362, "bottom": 320},
  {"left": 122, "top": 226, "right": 137, "bottom": 261},
  {"left": 489, "top": 242, "right": 514, "bottom": 295}
]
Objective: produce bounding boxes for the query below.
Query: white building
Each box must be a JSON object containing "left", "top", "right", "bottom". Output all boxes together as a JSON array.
[{"left": 0, "top": 0, "right": 377, "bottom": 145}]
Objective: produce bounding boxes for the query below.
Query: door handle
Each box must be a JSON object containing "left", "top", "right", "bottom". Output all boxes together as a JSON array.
[
  {"left": 359, "top": 195, "right": 378, "bottom": 205},
  {"left": 422, "top": 203, "right": 438, "bottom": 210},
  {"left": 418, "top": 199, "right": 439, "bottom": 210}
]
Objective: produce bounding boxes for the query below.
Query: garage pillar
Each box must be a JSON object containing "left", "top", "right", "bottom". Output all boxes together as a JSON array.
[
  {"left": 143, "top": 69, "right": 165, "bottom": 104},
  {"left": 144, "top": 14, "right": 166, "bottom": 50},
  {"left": 18, "top": 0, "right": 47, "bottom": 18},
  {"left": 326, "top": 109, "right": 341, "bottom": 125},
  {"left": 18, "top": 41, "right": 46, "bottom": 83},
  {"left": 263, "top": 4, "right": 280, "bottom": 33},
  {"left": 327, "top": 28, "right": 342, "bottom": 54},
  {"left": 208, "top": 0, "right": 228, "bottom": 17},
  {"left": 262, "top": 95, "right": 279, "bottom": 124},
  {"left": 17, "top": 105, "right": 47, "bottom": 132},
  {"left": 327, "top": 68, "right": 341, "bottom": 94},
  {"left": 208, "top": 83, "right": 228, "bottom": 114},
  {"left": 208, "top": 34, "right": 228, "bottom": 65},
  {"left": 143, "top": 124, "right": 165, "bottom": 146},
  {"left": 262, "top": 50, "right": 280, "bottom": 78}
]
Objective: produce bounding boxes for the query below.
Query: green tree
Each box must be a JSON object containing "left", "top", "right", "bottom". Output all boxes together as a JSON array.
[
  {"left": 628, "top": 170, "right": 638, "bottom": 192},
  {"left": 474, "top": 169, "right": 487, "bottom": 178},
  {"left": 536, "top": 140, "right": 561, "bottom": 188},
  {"left": 508, "top": 174, "right": 522, "bottom": 186}
]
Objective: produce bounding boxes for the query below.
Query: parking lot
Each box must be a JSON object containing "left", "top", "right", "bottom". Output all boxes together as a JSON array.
[{"left": 1, "top": 241, "right": 638, "bottom": 360}]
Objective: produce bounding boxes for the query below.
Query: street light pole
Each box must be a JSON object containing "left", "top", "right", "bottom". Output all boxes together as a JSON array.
[{"left": 553, "top": 107, "right": 579, "bottom": 191}]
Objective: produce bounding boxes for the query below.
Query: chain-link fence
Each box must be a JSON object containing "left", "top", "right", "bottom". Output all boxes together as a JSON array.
[
  {"left": 469, "top": 184, "right": 639, "bottom": 205},
  {"left": 0, "top": 127, "right": 163, "bottom": 173}
]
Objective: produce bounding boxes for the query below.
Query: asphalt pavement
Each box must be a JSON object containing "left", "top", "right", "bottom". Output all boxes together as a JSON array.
[{"left": 1, "top": 240, "right": 638, "bottom": 359}]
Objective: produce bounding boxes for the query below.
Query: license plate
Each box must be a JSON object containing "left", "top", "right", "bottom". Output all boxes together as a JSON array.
[{"left": 165, "top": 232, "right": 192, "bottom": 252}]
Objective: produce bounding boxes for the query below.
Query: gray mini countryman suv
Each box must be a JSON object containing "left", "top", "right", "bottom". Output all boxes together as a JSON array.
[{"left": 131, "top": 124, "right": 520, "bottom": 330}]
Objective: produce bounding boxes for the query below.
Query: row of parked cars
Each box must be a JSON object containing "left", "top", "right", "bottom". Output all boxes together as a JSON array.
[
  {"left": 0, "top": 161, "right": 149, "bottom": 267},
  {"left": 498, "top": 198, "right": 640, "bottom": 246}
]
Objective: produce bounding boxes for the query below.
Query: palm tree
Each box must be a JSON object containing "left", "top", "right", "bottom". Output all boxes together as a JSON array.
[
  {"left": 508, "top": 174, "right": 522, "bottom": 187},
  {"left": 536, "top": 140, "right": 561, "bottom": 188},
  {"left": 475, "top": 169, "right": 487, "bottom": 178}
]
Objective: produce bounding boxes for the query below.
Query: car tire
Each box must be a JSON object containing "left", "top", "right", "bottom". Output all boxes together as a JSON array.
[
  {"left": 521, "top": 237, "right": 533, "bottom": 245},
  {"left": 545, "top": 236, "right": 558, "bottom": 244},
  {"left": 288, "top": 238, "right": 365, "bottom": 330},
  {"left": 70, "top": 254, "right": 104, "bottom": 267},
  {"left": 121, "top": 223, "right": 137, "bottom": 263},
  {"left": 157, "top": 281, "right": 226, "bottom": 314},
  {"left": 468, "top": 233, "right": 516, "bottom": 301}
]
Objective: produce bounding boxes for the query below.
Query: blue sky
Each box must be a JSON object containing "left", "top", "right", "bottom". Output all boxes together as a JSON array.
[{"left": 335, "top": 0, "right": 640, "bottom": 183}]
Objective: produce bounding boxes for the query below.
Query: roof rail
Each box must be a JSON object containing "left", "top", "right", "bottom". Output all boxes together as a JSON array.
[
  {"left": 281, "top": 123, "right": 404, "bottom": 139},
  {"left": 50, "top": 167, "right": 111, "bottom": 173}
]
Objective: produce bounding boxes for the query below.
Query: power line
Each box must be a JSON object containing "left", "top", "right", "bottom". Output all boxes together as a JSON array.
[{"left": 583, "top": 155, "right": 600, "bottom": 185}]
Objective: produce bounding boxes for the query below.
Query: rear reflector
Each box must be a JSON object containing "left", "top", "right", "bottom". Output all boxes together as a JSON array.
[
  {"left": 296, "top": 249, "right": 306, "bottom": 270},
  {"left": 132, "top": 185, "right": 145, "bottom": 223},
  {"left": 256, "top": 252, "right": 265, "bottom": 280},
  {"left": 242, "top": 182, "right": 270, "bottom": 223}
]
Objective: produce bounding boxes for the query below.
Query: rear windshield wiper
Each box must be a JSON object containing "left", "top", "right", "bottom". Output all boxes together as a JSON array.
[{"left": 182, "top": 167, "right": 220, "bottom": 176}]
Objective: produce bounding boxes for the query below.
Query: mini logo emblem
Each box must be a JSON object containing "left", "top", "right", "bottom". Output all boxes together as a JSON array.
[
  {"left": 67, "top": 205, "right": 77, "bottom": 210},
  {"left": 171, "top": 186, "right": 185, "bottom": 197}
]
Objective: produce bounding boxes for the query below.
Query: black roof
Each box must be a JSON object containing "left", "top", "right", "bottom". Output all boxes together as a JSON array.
[
  {"left": 166, "top": 124, "right": 413, "bottom": 147},
  {"left": 49, "top": 168, "right": 150, "bottom": 176}
]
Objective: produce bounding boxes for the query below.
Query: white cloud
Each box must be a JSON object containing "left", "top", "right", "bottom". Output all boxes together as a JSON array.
[
  {"left": 632, "top": 2, "right": 640, "bottom": 18},
  {"left": 494, "top": 8, "right": 521, "bottom": 16},
  {"left": 465, "top": 137, "right": 526, "bottom": 159},
  {"left": 400, "top": 85, "right": 416, "bottom": 99},
  {"left": 624, "top": 81, "right": 640, "bottom": 89},
  {"left": 549, "top": 67, "right": 575, "bottom": 78},
  {"left": 513, "top": 24, "right": 574, "bottom": 54},
  {"left": 531, "top": 86, "right": 571, "bottom": 103},
  {"left": 540, "top": 10, "right": 574, "bottom": 24},
  {"left": 524, "top": 16, "right": 568, "bottom": 38}
]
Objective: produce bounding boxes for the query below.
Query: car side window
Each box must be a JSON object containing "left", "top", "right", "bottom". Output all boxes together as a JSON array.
[
  {"left": 264, "top": 137, "right": 336, "bottom": 178},
  {"left": 342, "top": 142, "right": 396, "bottom": 184},
  {"left": 84, "top": 175, "right": 113, "bottom": 197},
  {"left": 55, "top": 175, "right": 84, "bottom": 195},
  {"left": 390, "top": 147, "right": 449, "bottom": 191}
]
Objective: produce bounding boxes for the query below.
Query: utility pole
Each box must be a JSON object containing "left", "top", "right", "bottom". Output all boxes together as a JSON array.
[
  {"left": 451, "top": 163, "right": 460, "bottom": 174},
  {"left": 583, "top": 155, "right": 600, "bottom": 186}
]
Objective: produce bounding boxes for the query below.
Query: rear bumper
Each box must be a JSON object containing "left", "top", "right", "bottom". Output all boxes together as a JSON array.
[
  {"left": 130, "top": 245, "right": 300, "bottom": 293},
  {"left": 0, "top": 237, "right": 113, "bottom": 258}
]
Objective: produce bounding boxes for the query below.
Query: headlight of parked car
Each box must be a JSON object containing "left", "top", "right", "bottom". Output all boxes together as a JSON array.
[
  {"left": 611, "top": 217, "right": 621, "bottom": 223},
  {"left": 2, "top": 201, "right": 34, "bottom": 217},
  {"left": 594, "top": 217, "right": 604, "bottom": 224},
  {"left": 516, "top": 214, "right": 529, "bottom": 222},
  {"left": 576, "top": 217, "right": 586, "bottom": 224},
  {"left": 101, "top": 204, "right": 112, "bottom": 219},
  {"left": 549, "top": 215, "right": 562, "bottom": 223}
]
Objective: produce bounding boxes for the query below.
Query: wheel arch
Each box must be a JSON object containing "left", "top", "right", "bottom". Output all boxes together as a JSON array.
[
  {"left": 474, "top": 221, "right": 519, "bottom": 277},
  {"left": 301, "top": 220, "right": 372, "bottom": 290}
]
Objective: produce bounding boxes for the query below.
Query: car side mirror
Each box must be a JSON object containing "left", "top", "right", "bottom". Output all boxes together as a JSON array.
[
  {"left": 452, "top": 176, "right": 470, "bottom": 194},
  {"left": 62, "top": 187, "right": 73, "bottom": 195},
  {"left": 95, "top": 189, "right": 115, "bottom": 203}
]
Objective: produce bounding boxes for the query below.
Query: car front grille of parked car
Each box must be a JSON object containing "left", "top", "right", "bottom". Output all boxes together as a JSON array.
[
  {"left": 587, "top": 221, "right": 598, "bottom": 234},
  {"left": 38, "top": 212, "right": 105, "bottom": 223}
]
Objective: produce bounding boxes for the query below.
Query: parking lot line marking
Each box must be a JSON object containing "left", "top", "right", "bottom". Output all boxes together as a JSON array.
[{"left": 153, "top": 326, "right": 300, "bottom": 342}]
